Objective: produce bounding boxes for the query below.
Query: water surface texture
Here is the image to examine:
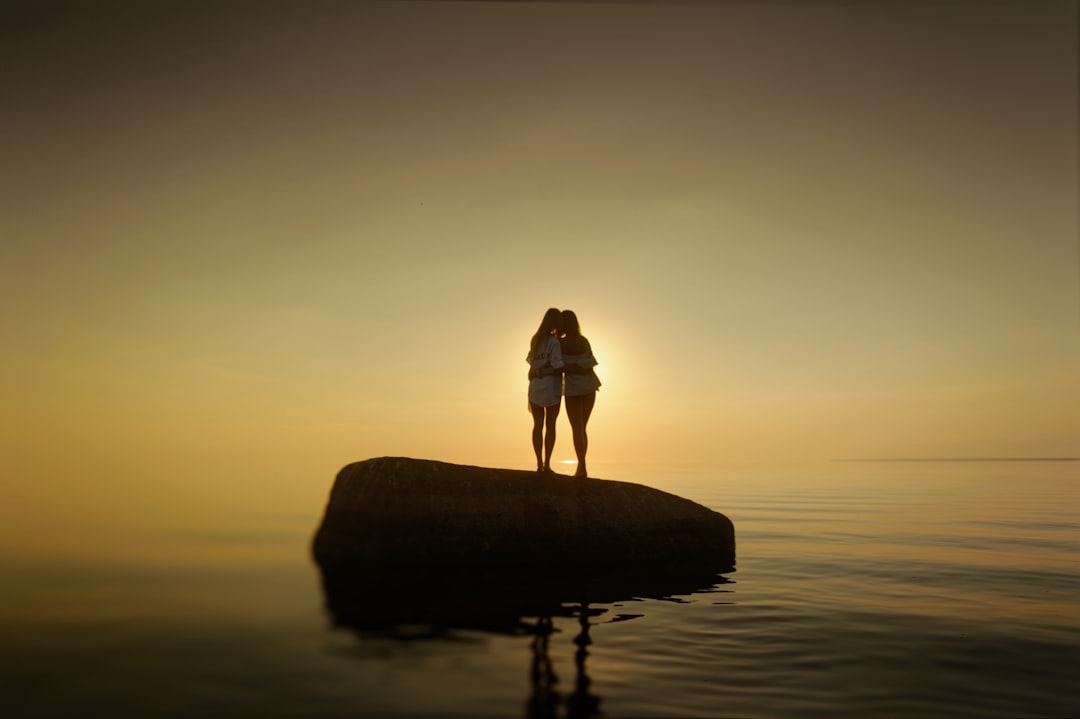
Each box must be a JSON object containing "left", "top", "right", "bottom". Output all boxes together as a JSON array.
[{"left": 3, "top": 461, "right": 1078, "bottom": 718}]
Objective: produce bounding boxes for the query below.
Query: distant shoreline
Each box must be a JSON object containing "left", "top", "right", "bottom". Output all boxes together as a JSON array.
[{"left": 833, "top": 458, "right": 1080, "bottom": 463}]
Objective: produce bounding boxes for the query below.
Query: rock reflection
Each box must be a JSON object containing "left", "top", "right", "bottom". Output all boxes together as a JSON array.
[{"left": 317, "top": 561, "right": 733, "bottom": 717}]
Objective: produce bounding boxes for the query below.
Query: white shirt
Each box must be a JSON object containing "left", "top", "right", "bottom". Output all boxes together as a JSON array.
[{"left": 527, "top": 335, "right": 564, "bottom": 407}]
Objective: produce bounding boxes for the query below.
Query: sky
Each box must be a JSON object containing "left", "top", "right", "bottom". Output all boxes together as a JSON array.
[{"left": 1, "top": 0, "right": 1077, "bottom": 556}]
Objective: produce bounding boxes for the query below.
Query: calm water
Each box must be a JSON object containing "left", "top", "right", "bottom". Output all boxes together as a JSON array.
[{"left": 3, "top": 461, "right": 1079, "bottom": 718}]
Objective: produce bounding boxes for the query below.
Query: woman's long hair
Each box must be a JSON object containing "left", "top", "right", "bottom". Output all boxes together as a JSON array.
[
  {"left": 529, "top": 308, "right": 562, "bottom": 360},
  {"left": 560, "top": 309, "right": 589, "bottom": 354}
]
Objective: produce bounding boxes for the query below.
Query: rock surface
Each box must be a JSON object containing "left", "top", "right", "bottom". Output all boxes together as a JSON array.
[{"left": 312, "top": 457, "right": 735, "bottom": 569}]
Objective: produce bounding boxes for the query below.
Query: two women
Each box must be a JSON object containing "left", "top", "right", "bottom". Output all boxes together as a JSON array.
[{"left": 526, "top": 308, "right": 601, "bottom": 477}]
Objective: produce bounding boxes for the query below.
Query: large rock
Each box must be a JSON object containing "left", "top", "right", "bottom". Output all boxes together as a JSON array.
[{"left": 312, "top": 457, "right": 735, "bottom": 570}]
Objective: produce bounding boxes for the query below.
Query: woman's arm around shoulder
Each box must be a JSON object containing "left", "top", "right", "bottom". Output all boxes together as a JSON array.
[{"left": 547, "top": 335, "right": 565, "bottom": 370}]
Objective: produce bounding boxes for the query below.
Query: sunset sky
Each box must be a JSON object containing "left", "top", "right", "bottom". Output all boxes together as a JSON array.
[{"left": 2, "top": 0, "right": 1077, "bottom": 556}]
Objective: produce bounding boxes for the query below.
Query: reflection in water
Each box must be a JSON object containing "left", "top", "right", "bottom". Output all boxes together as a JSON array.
[
  {"left": 567, "top": 605, "right": 602, "bottom": 719},
  {"left": 317, "top": 560, "right": 734, "bottom": 717},
  {"left": 528, "top": 615, "right": 559, "bottom": 718},
  {"left": 526, "top": 605, "right": 604, "bottom": 719}
]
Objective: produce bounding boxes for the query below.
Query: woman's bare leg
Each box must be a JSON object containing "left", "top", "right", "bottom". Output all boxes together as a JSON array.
[
  {"left": 530, "top": 402, "right": 546, "bottom": 471},
  {"left": 543, "top": 402, "right": 560, "bottom": 471},
  {"left": 565, "top": 393, "right": 594, "bottom": 477},
  {"left": 581, "top": 392, "right": 596, "bottom": 426}
]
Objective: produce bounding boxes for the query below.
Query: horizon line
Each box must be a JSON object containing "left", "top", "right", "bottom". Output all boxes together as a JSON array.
[{"left": 833, "top": 457, "right": 1080, "bottom": 463}]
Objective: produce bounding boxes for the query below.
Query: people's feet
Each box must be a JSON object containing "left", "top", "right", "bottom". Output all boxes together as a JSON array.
[
  {"left": 574, "top": 466, "right": 587, "bottom": 478},
  {"left": 543, "top": 464, "right": 554, "bottom": 473}
]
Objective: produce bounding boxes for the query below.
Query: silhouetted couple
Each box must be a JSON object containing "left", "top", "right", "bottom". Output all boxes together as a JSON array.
[{"left": 527, "top": 308, "right": 601, "bottom": 477}]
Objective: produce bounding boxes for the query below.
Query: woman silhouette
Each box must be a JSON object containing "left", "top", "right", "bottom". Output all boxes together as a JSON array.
[
  {"left": 527, "top": 308, "right": 565, "bottom": 472},
  {"left": 559, "top": 310, "right": 600, "bottom": 478}
]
